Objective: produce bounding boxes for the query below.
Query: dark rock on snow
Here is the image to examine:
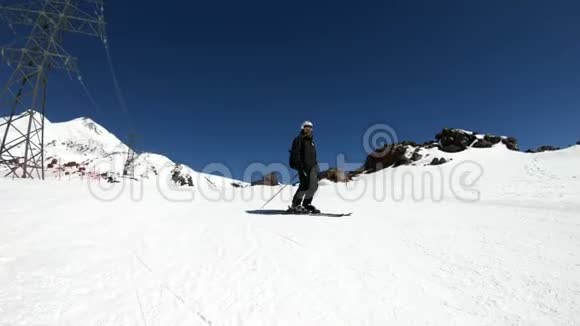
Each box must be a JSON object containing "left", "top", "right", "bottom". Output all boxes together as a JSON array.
[
  {"left": 440, "top": 143, "right": 465, "bottom": 153},
  {"left": 472, "top": 139, "right": 493, "bottom": 148},
  {"left": 319, "top": 168, "right": 349, "bottom": 183},
  {"left": 47, "top": 158, "right": 58, "bottom": 168},
  {"left": 429, "top": 158, "right": 448, "bottom": 166},
  {"left": 527, "top": 145, "right": 561, "bottom": 153},
  {"left": 411, "top": 151, "right": 423, "bottom": 161},
  {"left": 502, "top": 137, "right": 519, "bottom": 151},
  {"left": 484, "top": 135, "right": 502, "bottom": 144},
  {"left": 346, "top": 168, "right": 365, "bottom": 180},
  {"left": 363, "top": 144, "right": 411, "bottom": 173},
  {"left": 434, "top": 128, "right": 518, "bottom": 152},
  {"left": 347, "top": 127, "right": 523, "bottom": 178},
  {"left": 251, "top": 172, "right": 279, "bottom": 186},
  {"left": 436, "top": 128, "right": 476, "bottom": 153},
  {"left": 171, "top": 165, "right": 194, "bottom": 187}
]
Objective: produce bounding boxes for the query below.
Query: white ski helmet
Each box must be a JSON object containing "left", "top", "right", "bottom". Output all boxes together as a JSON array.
[{"left": 301, "top": 120, "right": 313, "bottom": 129}]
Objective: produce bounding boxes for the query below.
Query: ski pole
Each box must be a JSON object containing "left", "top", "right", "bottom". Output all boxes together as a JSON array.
[{"left": 260, "top": 173, "right": 299, "bottom": 209}]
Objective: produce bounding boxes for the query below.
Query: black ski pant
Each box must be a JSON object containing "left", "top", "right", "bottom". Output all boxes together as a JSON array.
[{"left": 292, "top": 166, "right": 319, "bottom": 207}]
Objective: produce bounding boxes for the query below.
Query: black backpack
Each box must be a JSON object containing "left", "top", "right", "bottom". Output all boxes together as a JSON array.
[{"left": 289, "top": 138, "right": 300, "bottom": 169}]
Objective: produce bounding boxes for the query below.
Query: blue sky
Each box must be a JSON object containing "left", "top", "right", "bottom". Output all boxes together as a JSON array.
[{"left": 2, "top": 0, "right": 579, "bottom": 181}]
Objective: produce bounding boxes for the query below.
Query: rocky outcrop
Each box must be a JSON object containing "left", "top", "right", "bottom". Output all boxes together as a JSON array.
[
  {"left": 502, "top": 137, "right": 519, "bottom": 151},
  {"left": 328, "top": 127, "right": 533, "bottom": 180},
  {"left": 251, "top": 172, "right": 279, "bottom": 186},
  {"left": 411, "top": 149, "right": 423, "bottom": 161},
  {"left": 363, "top": 144, "right": 412, "bottom": 173},
  {"left": 434, "top": 128, "right": 519, "bottom": 152},
  {"left": 472, "top": 139, "right": 493, "bottom": 148},
  {"left": 429, "top": 158, "right": 448, "bottom": 166},
  {"left": 436, "top": 129, "right": 477, "bottom": 153},
  {"left": 319, "top": 168, "right": 349, "bottom": 183},
  {"left": 63, "top": 161, "right": 79, "bottom": 168},
  {"left": 472, "top": 134, "right": 503, "bottom": 149},
  {"left": 526, "top": 145, "right": 561, "bottom": 153},
  {"left": 44, "top": 158, "right": 91, "bottom": 178},
  {"left": 47, "top": 158, "right": 58, "bottom": 168},
  {"left": 346, "top": 168, "right": 365, "bottom": 180},
  {"left": 171, "top": 165, "right": 194, "bottom": 187},
  {"left": 100, "top": 172, "right": 120, "bottom": 183},
  {"left": 230, "top": 182, "right": 247, "bottom": 188},
  {"left": 484, "top": 135, "right": 502, "bottom": 144}
]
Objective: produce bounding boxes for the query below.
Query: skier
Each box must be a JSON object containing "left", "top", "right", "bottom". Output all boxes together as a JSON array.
[{"left": 288, "top": 121, "right": 320, "bottom": 214}]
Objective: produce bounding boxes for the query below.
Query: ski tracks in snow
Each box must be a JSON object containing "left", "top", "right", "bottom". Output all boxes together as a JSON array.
[
  {"left": 501, "top": 157, "right": 567, "bottom": 202},
  {"left": 132, "top": 251, "right": 213, "bottom": 326},
  {"left": 1, "top": 176, "right": 580, "bottom": 326}
]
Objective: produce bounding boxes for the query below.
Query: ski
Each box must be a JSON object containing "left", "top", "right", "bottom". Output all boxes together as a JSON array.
[
  {"left": 246, "top": 209, "right": 352, "bottom": 217},
  {"left": 306, "top": 212, "right": 352, "bottom": 217}
]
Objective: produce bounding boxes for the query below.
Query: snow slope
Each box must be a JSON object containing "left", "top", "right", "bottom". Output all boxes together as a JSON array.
[{"left": 1, "top": 146, "right": 579, "bottom": 325}]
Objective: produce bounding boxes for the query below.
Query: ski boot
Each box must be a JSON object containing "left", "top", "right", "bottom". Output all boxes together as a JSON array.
[
  {"left": 287, "top": 205, "right": 309, "bottom": 214},
  {"left": 304, "top": 204, "right": 321, "bottom": 214}
]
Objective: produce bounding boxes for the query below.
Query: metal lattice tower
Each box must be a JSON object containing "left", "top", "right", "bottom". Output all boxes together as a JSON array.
[
  {"left": 123, "top": 132, "right": 137, "bottom": 179},
  {"left": 0, "top": 0, "right": 106, "bottom": 179}
]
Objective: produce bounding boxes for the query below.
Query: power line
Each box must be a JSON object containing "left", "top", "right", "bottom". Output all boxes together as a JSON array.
[
  {"left": 103, "top": 39, "right": 132, "bottom": 128},
  {"left": 77, "top": 73, "right": 102, "bottom": 115}
]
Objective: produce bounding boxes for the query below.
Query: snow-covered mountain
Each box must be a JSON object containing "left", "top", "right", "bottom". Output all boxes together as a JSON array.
[{"left": 0, "top": 112, "right": 247, "bottom": 188}]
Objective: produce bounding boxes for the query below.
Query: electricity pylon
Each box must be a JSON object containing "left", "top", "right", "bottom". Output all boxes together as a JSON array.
[
  {"left": 123, "top": 132, "right": 137, "bottom": 179},
  {"left": 0, "top": 0, "right": 106, "bottom": 179}
]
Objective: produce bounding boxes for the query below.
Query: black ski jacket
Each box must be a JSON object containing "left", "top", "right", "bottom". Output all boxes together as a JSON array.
[{"left": 290, "top": 132, "right": 318, "bottom": 173}]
